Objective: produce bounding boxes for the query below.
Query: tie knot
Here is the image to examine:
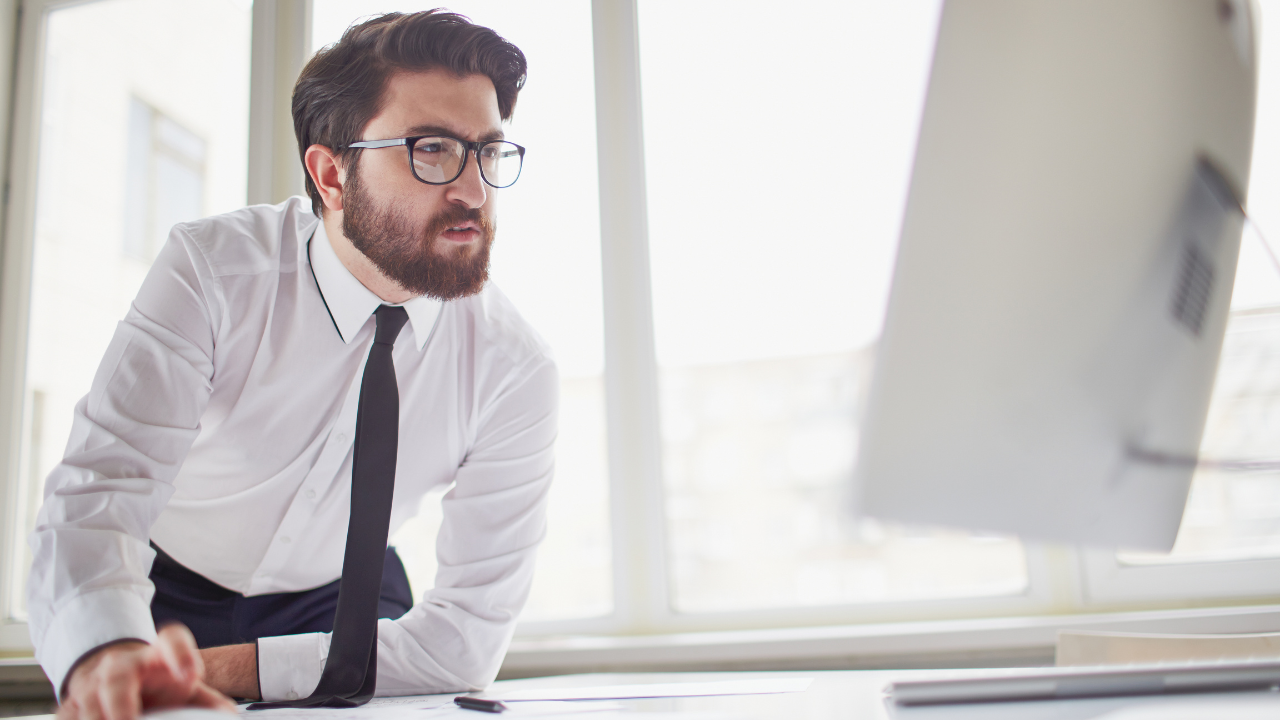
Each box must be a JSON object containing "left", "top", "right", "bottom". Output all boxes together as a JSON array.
[{"left": 373, "top": 305, "right": 409, "bottom": 346}]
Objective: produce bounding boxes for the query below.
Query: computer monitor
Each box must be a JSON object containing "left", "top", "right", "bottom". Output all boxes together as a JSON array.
[{"left": 851, "top": 0, "right": 1257, "bottom": 551}]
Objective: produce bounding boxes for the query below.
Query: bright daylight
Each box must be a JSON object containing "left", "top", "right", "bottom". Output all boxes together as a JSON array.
[{"left": 0, "top": 1, "right": 1279, "bottom": 719}]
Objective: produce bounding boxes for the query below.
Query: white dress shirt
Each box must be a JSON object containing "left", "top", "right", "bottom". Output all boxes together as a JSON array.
[{"left": 26, "top": 197, "right": 558, "bottom": 700}]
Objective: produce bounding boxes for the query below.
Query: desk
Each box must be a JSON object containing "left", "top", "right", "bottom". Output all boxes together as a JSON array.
[
  {"left": 480, "top": 670, "right": 1280, "bottom": 719},
  {"left": 15, "top": 670, "right": 1280, "bottom": 720}
]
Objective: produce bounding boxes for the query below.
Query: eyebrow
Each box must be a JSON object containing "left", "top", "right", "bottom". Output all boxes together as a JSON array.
[{"left": 402, "top": 124, "right": 505, "bottom": 142}]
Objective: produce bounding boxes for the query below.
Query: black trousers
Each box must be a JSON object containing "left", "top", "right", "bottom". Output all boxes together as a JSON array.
[{"left": 149, "top": 543, "right": 413, "bottom": 648}]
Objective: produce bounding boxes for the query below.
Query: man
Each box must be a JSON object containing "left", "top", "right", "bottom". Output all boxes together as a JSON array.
[{"left": 28, "top": 10, "right": 556, "bottom": 719}]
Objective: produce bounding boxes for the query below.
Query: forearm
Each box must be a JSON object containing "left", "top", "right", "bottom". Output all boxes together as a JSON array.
[
  {"left": 368, "top": 359, "right": 556, "bottom": 693},
  {"left": 372, "top": 595, "right": 523, "bottom": 696},
  {"left": 201, "top": 644, "right": 258, "bottom": 700}
]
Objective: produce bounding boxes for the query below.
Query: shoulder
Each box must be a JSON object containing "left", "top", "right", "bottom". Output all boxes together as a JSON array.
[
  {"left": 170, "top": 197, "right": 318, "bottom": 278},
  {"left": 447, "top": 283, "right": 556, "bottom": 376}
]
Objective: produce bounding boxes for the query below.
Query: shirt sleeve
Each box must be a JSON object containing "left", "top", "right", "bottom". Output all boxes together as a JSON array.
[
  {"left": 256, "top": 353, "right": 559, "bottom": 700},
  {"left": 384, "top": 353, "right": 558, "bottom": 695},
  {"left": 26, "top": 225, "right": 220, "bottom": 696}
]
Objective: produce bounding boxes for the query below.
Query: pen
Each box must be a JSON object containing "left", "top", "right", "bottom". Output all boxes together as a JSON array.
[{"left": 454, "top": 696, "right": 508, "bottom": 713}]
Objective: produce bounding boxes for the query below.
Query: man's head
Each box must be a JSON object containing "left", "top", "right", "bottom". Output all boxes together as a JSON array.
[{"left": 293, "top": 11, "right": 526, "bottom": 301}]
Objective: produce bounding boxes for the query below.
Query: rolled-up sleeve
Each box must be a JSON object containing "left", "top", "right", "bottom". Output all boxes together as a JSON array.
[{"left": 27, "top": 226, "right": 219, "bottom": 695}]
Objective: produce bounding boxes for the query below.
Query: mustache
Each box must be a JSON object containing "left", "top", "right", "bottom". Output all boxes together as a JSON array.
[{"left": 426, "top": 205, "right": 493, "bottom": 239}]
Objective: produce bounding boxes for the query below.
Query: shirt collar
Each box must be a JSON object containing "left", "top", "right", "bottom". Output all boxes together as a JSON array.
[{"left": 309, "top": 221, "right": 442, "bottom": 351}]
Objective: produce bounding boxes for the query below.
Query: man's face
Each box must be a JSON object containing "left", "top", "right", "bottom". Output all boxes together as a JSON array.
[{"left": 341, "top": 68, "right": 503, "bottom": 300}]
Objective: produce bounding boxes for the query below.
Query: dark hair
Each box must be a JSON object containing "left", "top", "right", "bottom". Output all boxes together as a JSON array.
[{"left": 293, "top": 10, "right": 527, "bottom": 216}]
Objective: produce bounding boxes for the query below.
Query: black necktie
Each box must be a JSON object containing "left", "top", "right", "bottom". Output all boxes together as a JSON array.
[{"left": 250, "top": 305, "right": 409, "bottom": 709}]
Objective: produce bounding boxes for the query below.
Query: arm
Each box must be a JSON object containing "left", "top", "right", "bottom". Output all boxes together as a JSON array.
[
  {"left": 201, "top": 644, "right": 259, "bottom": 699},
  {"left": 256, "top": 355, "right": 558, "bottom": 699},
  {"left": 28, "top": 227, "right": 221, "bottom": 701},
  {"left": 382, "top": 356, "right": 559, "bottom": 693}
]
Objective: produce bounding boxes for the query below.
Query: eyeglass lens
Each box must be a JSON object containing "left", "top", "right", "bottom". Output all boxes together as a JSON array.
[{"left": 411, "top": 137, "right": 523, "bottom": 188}]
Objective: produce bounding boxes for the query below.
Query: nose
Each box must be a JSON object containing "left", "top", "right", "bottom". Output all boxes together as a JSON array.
[{"left": 445, "top": 150, "right": 488, "bottom": 209}]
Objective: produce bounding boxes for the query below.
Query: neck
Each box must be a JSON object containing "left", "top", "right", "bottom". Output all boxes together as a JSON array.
[{"left": 323, "top": 211, "right": 415, "bottom": 305}]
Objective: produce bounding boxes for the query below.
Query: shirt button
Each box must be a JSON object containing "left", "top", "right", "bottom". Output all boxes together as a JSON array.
[
  {"left": 306, "top": 489, "right": 316, "bottom": 500},
  {"left": 334, "top": 433, "right": 347, "bottom": 444},
  {"left": 286, "top": 692, "right": 298, "bottom": 701},
  {"left": 280, "top": 536, "right": 291, "bottom": 544}
]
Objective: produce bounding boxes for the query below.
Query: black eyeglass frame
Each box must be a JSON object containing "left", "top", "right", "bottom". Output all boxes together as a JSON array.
[{"left": 342, "top": 135, "right": 526, "bottom": 189}]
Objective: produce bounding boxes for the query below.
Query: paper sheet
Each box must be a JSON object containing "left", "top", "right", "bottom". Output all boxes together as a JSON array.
[
  {"left": 236, "top": 695, "right": 453, "bottom": 720},
  {"left": 487, "top": 701, "right": 622, "bottom": 716},
  {"left": 430, "top": 701, "right": 623, "bottom": 717},
  {"left": 490, "top": 677, "right": 813, "bottom": 701},
  {"left": 428, "top": 704, "right": 745, "bottom": 720},
  {"left": 477, "top": 715, "right": 740, "bottom": 720},
  {"left": 231, "top": 700, "right": 742, "bottom": 720},
  {"left": 227, "top": 678, "right": 807, "bottom": 718},
  {"left": 467, "top": 714, "right": 742, "bottom": 720}
]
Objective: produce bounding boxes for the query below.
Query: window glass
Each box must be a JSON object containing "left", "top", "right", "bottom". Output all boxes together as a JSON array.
[
  {"left": 311, "top": 0, "right": 612, "bottom": 622},
  {"left": 125, "top": 97, "right": 207, "bottom": 262},
  {"left": 638, "top": 0, "right": 1028, "bottom": 613},
  {"left": 1121, "top": 0, "right": 1280, "bottom": 565},
  {"left": 12, "top": 0, "right": 251, "bottom": 616}
]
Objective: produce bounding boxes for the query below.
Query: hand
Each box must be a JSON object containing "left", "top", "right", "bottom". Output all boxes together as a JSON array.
[{"left": 57, "top": 624, "right": 236, "bottom": 720}]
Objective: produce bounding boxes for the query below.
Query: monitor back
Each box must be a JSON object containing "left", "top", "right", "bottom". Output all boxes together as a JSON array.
[{"left": 853, "top": 0, "right": 1257, "bottom": 550}]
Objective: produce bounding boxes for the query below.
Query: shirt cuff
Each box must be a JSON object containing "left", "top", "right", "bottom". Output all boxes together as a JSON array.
[
  {"left": 35, "top": 588, "right": 159, "bottom": 699},
  {"left": 257, "top": 632, "right": 330, "bottom": 702}
]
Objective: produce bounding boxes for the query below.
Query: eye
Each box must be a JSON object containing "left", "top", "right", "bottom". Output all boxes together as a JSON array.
[{"left": 414, "top": 142, "right": 445, "bottom": 155}]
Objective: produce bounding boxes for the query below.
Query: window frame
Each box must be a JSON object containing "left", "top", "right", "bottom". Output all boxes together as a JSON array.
[
  {"left": 0, "top": 0, "right": 305, "bottom": 652},
  {"left": 1081, "top": 549, "right": 1280, "bottom": 605},
  {"left": 0, "top": 0, "right": 1277, "bottom": 659},
  {"left": 515, "top": 1, "right": 1055, "bottom": 640},
  {"left": 0, "top": 0, "right": 70, "bottom": 651}
]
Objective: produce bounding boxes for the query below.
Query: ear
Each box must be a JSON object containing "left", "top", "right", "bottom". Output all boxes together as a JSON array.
[{"left": 305, "top": 144, "right": 347, "bottom": 213}]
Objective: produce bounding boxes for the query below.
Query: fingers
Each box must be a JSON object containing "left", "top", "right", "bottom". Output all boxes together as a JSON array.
[
  {"left": 187, "top": 682, "right": 237, "bottom": 713},
  {"left": 97, "top": 653, "right": 142, "bottom": 720},
  {"left": 154, "top": 624, "right": 203, "bottom": 686},
  {"left": 61, "top": 644, "right": 143, "bottom": 720},
  {"left": 58, "top": 631, "right": 219, "bottom": 720},
  {"left": 56, "top": 698, "right": 79, "bottom": 720},
  {"left": 62, "top": 676, "right": 109, "bottom": 720},
  {"left": 62, "top": 697, "right": 103, "bottom": 720}
]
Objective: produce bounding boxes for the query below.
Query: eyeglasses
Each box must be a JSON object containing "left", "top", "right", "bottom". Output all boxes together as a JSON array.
[{"left": 343, "top": 135, "right": 526, "bottom": 189}]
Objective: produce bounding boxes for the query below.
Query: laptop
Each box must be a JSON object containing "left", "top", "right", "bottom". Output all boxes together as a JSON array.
[{"left": 889, "top": 660, "right": 1280, "bottom": 705}]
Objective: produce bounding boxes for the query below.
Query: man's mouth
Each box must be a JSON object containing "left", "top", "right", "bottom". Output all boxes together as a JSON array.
[{"left": 441, "top": 222, "right": 481, "bottom": 242}]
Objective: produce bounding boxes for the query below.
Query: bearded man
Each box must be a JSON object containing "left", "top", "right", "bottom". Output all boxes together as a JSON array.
[{"left": 27, "top": 11, "right": 556, "bottom": 719}]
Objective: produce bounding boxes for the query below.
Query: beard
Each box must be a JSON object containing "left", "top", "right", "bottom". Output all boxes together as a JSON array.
[{"left": 341, "top": 161, "right": 496, "bottom": 301}]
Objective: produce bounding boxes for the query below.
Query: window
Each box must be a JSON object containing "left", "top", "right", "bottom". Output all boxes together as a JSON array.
[
  {"left": 4, "top": 0, "right": 250, "bottom": 621},
  {"left": 311, "top": 0, "right": 613, "bottom": 625},
  {"left": 124, "top": 98, "right": 208, "bottom": 263},
  {"left": 637, "top": 0, "right": 1029, "bottom": 617},
  {"left": 3, "top": 0, "right": 1280, "bottom": 659}
]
